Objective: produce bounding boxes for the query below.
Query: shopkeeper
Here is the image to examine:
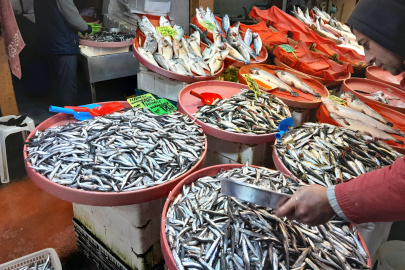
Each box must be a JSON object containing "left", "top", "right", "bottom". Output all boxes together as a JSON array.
[
  {"left": 34, "top": 0, "right": 93, "bottom": 106},
  {"left": 277, "top": 0, "right": 405, "bottom": 225}
]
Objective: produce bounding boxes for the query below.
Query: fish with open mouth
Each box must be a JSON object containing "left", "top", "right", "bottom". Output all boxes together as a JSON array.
[
  {"left": 166, "top": 163, "right": 371, "bottom": 270},
  {"left": 194, "top": 89, "right": 290, "bottom": 134},
  {"left": 275, "top": 122, "right": 403, "bottom": 186}
]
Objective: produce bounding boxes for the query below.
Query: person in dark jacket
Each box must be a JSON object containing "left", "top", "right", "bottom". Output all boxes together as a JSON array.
[
  {"left": 34, "top": 0, "right": 93, "bottom": 106},
  {"left": 276, "top": 0, "right": 405, "bottom": 226}
]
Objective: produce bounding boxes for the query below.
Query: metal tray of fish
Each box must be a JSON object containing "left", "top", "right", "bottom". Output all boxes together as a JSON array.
[
  {"left": 238, "top": 64, "right": 330, "bottom": 109},
  {"left": 273, "top": 122, "right": 403, "bottom": 187},
  {"left": 23, "top": 101, "right": 207, "bottom": 206},
  {"left": 160, "top": 164, "right": 372, "bottom": 270},
  {"left": 178, "top": 81, "right": 291, "bottom": 144}
]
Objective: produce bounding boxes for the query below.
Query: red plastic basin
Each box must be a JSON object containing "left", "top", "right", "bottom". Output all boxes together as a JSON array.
[{"left": 23, "top": 101, "right": 207, "bottom": 206}]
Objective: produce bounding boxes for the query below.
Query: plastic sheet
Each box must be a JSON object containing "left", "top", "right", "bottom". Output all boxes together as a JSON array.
[
  {"left": 273, "top": 42, "right": 352, "bottom": 84},
  {"left": 239, "top": 22, "right": 288, "bottom": 47},
  {"left": 249, "top": 6, "right": 365, "bottom": 65}
]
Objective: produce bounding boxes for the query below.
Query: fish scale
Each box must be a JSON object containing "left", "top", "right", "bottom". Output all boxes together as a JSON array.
[
  {"left": 25, "top": 108, "right": 205, "bottom": 192},
  {"left": 166, "top": 164, "right": 371, "bottom": 270},
  {"left": 276, "top": 122, "right": 402, "bottom": 186}
]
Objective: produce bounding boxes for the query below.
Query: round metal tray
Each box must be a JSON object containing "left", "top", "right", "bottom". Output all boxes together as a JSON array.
[
  {"left": 177, "top": 81, "right": 290, "bottom": 144},
  {"left": 23, "top": 101, "right": 207, "bottom": 206}
]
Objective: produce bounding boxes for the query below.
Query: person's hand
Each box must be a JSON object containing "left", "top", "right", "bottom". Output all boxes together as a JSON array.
[
  {"left": 82, "top": 25, "right": 93, "bottom": 35},
  {"left": 276, "top": 185, "right": 335, "bottom": 226}
]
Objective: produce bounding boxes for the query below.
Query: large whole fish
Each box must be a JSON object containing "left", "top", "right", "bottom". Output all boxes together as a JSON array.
[
  {"left": 222, "top": 14, "right": 230, "bottom": 34},
  {"left": 190, "top": 30, "right": 201, "bottom": 45},
  {"left": 275, "top": 70, "right": 321, "bottom": 98},
  {"left": 138, "top": 47, "right": 159, "bottom": 66},
  {"left": 159, "top": 16, "right": 173, "bottom": 46},
  {"left": 342, "top": 91, "right": 392, "bottom": 126},
  {"left": 173, "top": 24, "right": 184, "bottom": 41},
  {"left": 253, "top": 32, "right": 262, "bottom": 56},
  {"left": 250, "top": 68, "right": 299, "bottom": 97},
  {"left": 166, "top": 163, "right": 371, "bottom": 270},
  {"left": 276, "top": 122, "right": 403, "bottom": 185},
  {"left": 143, "top": 33, "right": 157, "bottom": 53},
  {"left": 330, "top": 113, "right": 403, "bottom": 144},
  {"left": 153, "top": 52, "right": 169, "bottom": 70},
  {"left": 158, "top": 37, "right": 173, "bottom": 61},
  {"left": 322, "top": 98, "right": 405, "bottom": 137},
  {"left": 244, "top": 28, "right": 253, "bottom": 46},
  {"left": 194, "top": 89, "right": 290, "bottom": 134},
  {"left": 26, "top": 108, "right": 206, "bottom": 192}
]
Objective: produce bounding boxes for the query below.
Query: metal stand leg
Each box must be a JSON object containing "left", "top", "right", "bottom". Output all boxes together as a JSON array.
[{"left": 90, "top": 82, "right": 97, "bottom": 103}]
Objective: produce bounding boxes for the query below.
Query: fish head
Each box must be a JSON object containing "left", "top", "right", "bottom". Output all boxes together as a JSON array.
[
  {"left": 321, "top": 97, "right": 340, "bottom": 112},
  {"left": 250, "top": 67, "right": 261, "bottom": 74},
  {"left": 252, "top": 33, "right": 259, "bottom": 39}
]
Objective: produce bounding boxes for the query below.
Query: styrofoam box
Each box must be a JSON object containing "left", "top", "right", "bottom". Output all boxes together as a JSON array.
[
  {"left": 125, "top": 0, "right": 171, "bottom": 14},
  {"left": 137, "top": 64, "right": 188, "bottom": 102},
  {"left": 204, "top": 134, "right": 271, "bottom": 167},
  {"left": 80, "top": 45, "right": 130, "bottom": 57}
]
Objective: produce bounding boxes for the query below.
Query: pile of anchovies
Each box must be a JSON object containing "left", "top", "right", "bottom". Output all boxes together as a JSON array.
[
  {"left": 17, "top": 256, "right": 53, "bottom": 270},
  {"left": 166, "top": 165, "right": 370, "bottom": 270},
  {"left": 194, "top": 89, "right": 290, "bottom": 134},
  {"left": 224, "top": 164, "right": 306, "bottom": 195},
  {"left": 275, "top": 123, "right": 403, "bottom": 186},
  {"left": 25, "top": 108, "right": 205, "bottom": 192},
  {"left": 88, "top": 31, "right": 135, "bottom": 42}
]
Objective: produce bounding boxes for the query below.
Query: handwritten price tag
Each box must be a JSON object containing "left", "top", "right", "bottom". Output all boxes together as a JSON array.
[
  {"left": 127, "top": 93, "right": 156, "bottom": 109},
  {"left": 279, "top": 44, "right": 298, "bottom": 58},
  {"left": 145, "top": 99, "right": 177, "bottom": 115},
  {"left": 156, "top": 26, "right": 177, "bottom": 37},
  {"left": 201, "top": 20, "right": 216, "bottom": 31},
  {"left": 243, "top": 74, "right": 261, "bottom": 98}
]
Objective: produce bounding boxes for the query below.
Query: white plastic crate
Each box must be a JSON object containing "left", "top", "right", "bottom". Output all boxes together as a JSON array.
[
  {"left": 121, "top": 0, "right": 171, "bottom": 14},
  {"left": 137, "top": 64, "right": 188, "bottom": 102},
  {"left": 80, "top": 45, "right": 130, "bottom": 57},
  {"left": 204, "top": 134, "right": 271, "bottom": 167},
  {"left": 0, "top": 248, "right": 61, "bottom": 270}
]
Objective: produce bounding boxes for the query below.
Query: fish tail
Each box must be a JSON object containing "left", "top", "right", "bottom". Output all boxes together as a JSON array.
[{"left": 397, "top": 130, "right": 405, "bottom": 137}]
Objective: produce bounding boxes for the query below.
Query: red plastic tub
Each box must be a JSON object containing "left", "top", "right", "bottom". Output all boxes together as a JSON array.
[
  {"left": 23, "top": 101, "right": 207, "bottom": 206},
  {"left": 274, "top": 57, "right": 351, "bottom": 86},
  {"left": 365, "top": 66, "right": 404, "bottom": 89},
  {"left": 342, "top": 78, "right": 405, "bottom": 115},
  {"left": 177, "top": 81, "right": 291, "bottom": 144},
  {"left": 238, "top": 64, "right": 329, "bottom": 109},
  {"left": 160, "top": 164, "right": 373, "bottom": 269}
]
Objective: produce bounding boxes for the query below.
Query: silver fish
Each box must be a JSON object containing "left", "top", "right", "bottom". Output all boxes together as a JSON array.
[
  {"left": 275, "top": 70, "right": 321, "bottom": 98},
  {"left": 173, "top": 24, "right": 184, "bottom": 41},
  {"left": 253, "top": 32, "right": 262, "bottom": 55},
  {"left": 153, "top": 52, "right": 169, "bottom": 70},
  {"left": 244, "top": 28, "right": 253, "bottom": 46},
  {"left": 222, "top": 14, "right": 230, "bottom": 34},
  {"left": 143, "top": 33, "right": 158, "bottom": 54},
  {"left": 250, "top": 67, "right": 299, "bottom": 97}
]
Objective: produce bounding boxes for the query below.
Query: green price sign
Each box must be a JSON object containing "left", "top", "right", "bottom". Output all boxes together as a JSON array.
[
  {"left": 145, "top": 99, "right": 177, "bottom": 115},
  {"left": 279, "top": 44, "right": 298, "bottom": 58},
  {"left": 127, "top": 93, "right": 156, "bottom": 109},
  {"left": 201, "top": 20, "right": 216, "bottom": 31},
  {"left": 156, "top": 26, "right": 177, "bottom": 37},
  {"left": 243, "top": 74, "right": 261, "bottom": 98},
  {"left": 328, "top": 95, "right": 347, "bottom": 107}
]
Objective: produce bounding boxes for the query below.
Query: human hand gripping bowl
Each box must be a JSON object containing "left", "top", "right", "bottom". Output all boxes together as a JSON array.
[{"left": 276, "top": 184, "right": 336, "bottom": 226}]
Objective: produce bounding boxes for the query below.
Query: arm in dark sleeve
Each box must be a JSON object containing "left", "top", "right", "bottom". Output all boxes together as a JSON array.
[
  {"left": 334, "top": 157, "right": 405, "bottom": 224},
  {"left": 56, "top": 0, "right": 88, "bottom": 32}
]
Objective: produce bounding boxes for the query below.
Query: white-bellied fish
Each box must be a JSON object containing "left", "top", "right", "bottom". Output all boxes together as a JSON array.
[
  {"left": 275, "top": 70, "right": 321, "bottom": 98},
  {"left": 250, "top": 68, "right": 299, "bottom": 97},
  {"left": 253, "top": 32, "right": 262, "bottom": 56},
  {"left": 244, "top": 28, "right": 253, "bottom": 46}
]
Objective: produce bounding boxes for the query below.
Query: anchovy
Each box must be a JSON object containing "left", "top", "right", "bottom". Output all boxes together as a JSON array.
[
  {"left": 25, "top": 108, "right": 206, "bottom": 192},
  {"left": 166, "top": 163, "right": 371, "bottom": 270},
  {"left": 194, "top": 89, "right": 290, "bottom": 134},
  {"left": 83, "top": 31, "right": 134, "bottom": 42},
  {"left": 275, "top": 122, "right": 403, "bottom": 185}
]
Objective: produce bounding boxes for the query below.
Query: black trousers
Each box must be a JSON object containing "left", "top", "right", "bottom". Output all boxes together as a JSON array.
[{"left": 44, "top": 54, "right": 78, "bottom": 106}]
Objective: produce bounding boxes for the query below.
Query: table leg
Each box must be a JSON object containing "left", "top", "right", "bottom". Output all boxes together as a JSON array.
[{"left": 90, "top": 82, "right": 97, "bottom": 103}]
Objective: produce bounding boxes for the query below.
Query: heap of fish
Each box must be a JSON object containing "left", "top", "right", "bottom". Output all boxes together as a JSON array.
[
  {"left": 275, "top": 122, "right": 403, "bottom": 186},
  {"left": 195, "top": 6, "right": 263, "bottom": 63},
  {"left": 323, "top": 94, "right": 405, "bottom": 143},
  {"left": 15, "top": 255, "right": 54, "bottom": 270},
  {"left": 25, "top": 108, "right": 206, "bottom": 192},
  {"left": 166, "top": 164, "right": 370, "bottom": 270},
  {"left": 247, "top": 68, "right": 322, "bottom": 98},
  {"left": 137, "top": 15, "right": 226, "bottom": 77},
  {"left": 194, "top": 89, "right": 290, "bottom": 134},
  {"left": 86, "top": 31, "right": 135, "bottom": 42}
]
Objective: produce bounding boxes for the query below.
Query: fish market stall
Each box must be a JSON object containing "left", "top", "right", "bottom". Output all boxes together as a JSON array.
[
  {"left": 161, "top": 164, "right": 373, "bottom": 270},
  {"left": 178, "top": 81, "right": 291, "bottom": 166},
  {"left": 23, "top": 101, "right": 207, "bottom": 269},
  {"left": 78, "top": 31, "right": 138, "bottom": 103},
  {"left": 342, "top": 78, "right": 405, "bottom": 115}
]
